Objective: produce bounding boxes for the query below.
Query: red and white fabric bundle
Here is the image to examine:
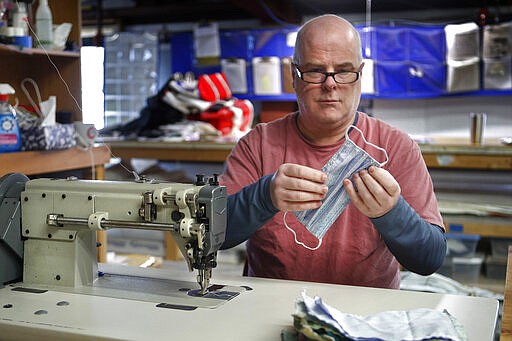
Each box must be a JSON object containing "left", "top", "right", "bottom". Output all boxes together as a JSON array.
[{"left": 163, "top": 72, "right": 253, "bottom": 138}]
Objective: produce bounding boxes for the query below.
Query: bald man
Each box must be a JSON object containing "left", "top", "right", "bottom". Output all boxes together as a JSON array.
[{"left": 219, "top": 15, "right": 446, "bottom": 289}]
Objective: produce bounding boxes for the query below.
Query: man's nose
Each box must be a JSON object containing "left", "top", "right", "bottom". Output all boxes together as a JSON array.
[{"left": 323, "top": 74, "right": 337, "bottom": 88}]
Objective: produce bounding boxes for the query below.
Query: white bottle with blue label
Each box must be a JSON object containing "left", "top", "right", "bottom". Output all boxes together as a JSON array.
[{"left": 0, "top": 84, "right": 22, "bottom": 152}]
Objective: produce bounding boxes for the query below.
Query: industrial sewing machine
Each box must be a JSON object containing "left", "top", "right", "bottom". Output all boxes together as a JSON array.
[{"left": 0, "top": 173, "right": 230, "bottom": 301}]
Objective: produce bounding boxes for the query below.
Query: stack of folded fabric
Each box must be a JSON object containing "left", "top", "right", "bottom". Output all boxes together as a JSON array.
[{"left": 291, "top": 291, "right": 467, "bottom": 341}]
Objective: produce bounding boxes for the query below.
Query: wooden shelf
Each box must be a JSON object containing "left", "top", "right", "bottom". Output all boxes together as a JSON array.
[
  {"left": 443, "top": 215, "right": 512, "bottom": 238},
  {"left": 0, "top": 44, "right": 80, "bottom": 57},
  {"left": 107, "top": 140, "right": 235, "bottom": 163},
  {"left": 0, "top": 145, "right": 111, "bottom": 177},
  {"left": 419, "top": 143, "right": 512, "bottom": 170}
]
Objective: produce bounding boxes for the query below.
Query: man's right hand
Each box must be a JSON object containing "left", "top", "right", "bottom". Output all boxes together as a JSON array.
[{"left": 270, "top": 163, "right": 328, "bottom": 211}]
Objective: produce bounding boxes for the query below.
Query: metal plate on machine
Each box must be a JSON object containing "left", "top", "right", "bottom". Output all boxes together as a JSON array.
[
  {"left": 92, "top": 273, "right": 245, "bottom": 309},
  {"left": 10, "top": 272, "right": 246, "bottom": 310}
]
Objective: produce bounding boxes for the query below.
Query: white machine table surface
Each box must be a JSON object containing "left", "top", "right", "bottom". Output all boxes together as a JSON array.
[{"left": 0, "top": 264, "right": 499, "bottom": 341}]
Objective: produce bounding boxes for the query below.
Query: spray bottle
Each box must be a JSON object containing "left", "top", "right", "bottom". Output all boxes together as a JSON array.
[{"left": 0, "top": 84, "right": 22, "bottom": 152}]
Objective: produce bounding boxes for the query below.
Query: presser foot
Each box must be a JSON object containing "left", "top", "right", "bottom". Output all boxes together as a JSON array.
[{"left": 197, "top": 268, "right": 212, "bottom": 296}]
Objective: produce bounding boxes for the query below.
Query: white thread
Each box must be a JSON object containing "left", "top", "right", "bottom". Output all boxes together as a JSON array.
[
  {"left": 346, "top": 125, "right": 389, "bottom": 166},
  {"left": 88, "top": 148, "right": 95, "bottom": 179},
  {"left": 74, "top": 135, "right": 96, "bottom": 179},
  {"left": 283, "top": 211, "right": 323, "bottom": 250}
]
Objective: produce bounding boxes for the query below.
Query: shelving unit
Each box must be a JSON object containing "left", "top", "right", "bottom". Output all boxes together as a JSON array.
[
  {"left": 0, "top": 1, "right": 114, "bottom": 181},
  {"left": 103, "top": 32, "right": 158, "bottom": 127},
  {"left": 0, "top": 0, "right": 110, "bottom": 182},
  {"left": 164, "top": 25, "right": 512, "bottom": 127},
  {"left": 0, "top": 0, "right": 82, "bottom": 121}
]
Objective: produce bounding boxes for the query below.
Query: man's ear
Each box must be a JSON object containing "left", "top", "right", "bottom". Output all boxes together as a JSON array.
[{"left": 292, "top": 64, "right": 298, "bottom": 90}]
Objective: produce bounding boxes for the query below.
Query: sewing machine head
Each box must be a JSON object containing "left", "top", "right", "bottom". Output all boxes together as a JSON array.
[{"left": 0, "top": 173, "right": 226, "bottom": 295}]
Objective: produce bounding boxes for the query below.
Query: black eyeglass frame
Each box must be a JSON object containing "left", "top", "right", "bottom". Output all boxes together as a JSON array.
[{"left": 292, "top": 63, "right": 364, "bottom": 84}]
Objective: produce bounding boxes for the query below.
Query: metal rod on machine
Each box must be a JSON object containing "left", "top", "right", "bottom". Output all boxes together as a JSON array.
[{"left": 47, "top": 214, "right": 177, "bottom": 231}]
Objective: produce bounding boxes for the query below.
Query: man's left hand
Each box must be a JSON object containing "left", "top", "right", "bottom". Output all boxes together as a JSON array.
[{"left": 343, "top": 166, "right": 401, "bottom": 218}]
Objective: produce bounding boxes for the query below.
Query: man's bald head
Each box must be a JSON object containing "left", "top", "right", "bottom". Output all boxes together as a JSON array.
[{"left": 293, "top": 14, "right": 363, "bottom": 65}]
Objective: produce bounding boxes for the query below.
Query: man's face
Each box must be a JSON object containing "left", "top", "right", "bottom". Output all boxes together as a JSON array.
[{"left": 293, "top": 26, "right": 363, "bottom": 128}]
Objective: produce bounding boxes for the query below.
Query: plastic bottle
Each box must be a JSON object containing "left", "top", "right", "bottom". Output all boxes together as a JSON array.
[
  {"left": 36, "top": 0, "right": 53, "bottom": 49},
  {"left": 12, "top": 1, "right": 28, "bottom": 36},
  {"left": 0, "top": 84, "right": 22, "bottom": 152},
  {"left": 0, "top": 1, "right": 6, "bottom": 29}
]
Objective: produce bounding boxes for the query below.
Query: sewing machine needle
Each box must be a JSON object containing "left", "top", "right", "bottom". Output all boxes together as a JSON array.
[{"left": 198, "top": 269, "right": 209, "bottom": 295}]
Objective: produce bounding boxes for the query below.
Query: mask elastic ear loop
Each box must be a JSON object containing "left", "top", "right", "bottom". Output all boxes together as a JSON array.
[
  {"left": 283, "top": 211, "right": 323, "bottom": 251},
  {"left": 346, "top": 125, "right": 389, "bottom": 166}
]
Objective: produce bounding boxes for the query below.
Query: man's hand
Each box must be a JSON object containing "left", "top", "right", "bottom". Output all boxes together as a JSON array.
[
  {"left": 343, "top": 166, "right": 401, "bottom": 218},
  {"left": 270, "top": 163, "right": 328, "bottom": 211}
]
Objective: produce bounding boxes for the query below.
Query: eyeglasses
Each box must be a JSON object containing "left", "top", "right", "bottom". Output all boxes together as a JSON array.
[{"left": 292, "top": 63, "right": 362, "bottom": 84}]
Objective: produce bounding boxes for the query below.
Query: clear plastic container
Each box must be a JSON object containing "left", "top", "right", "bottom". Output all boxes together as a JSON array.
[
  {"left": 489, "top": 237, "right": 512, "bottom": 258},
  {"left": 452, "top": 254, "right": 484, "bottom": 284},
  {"left": 445, "top": 233, "right": 480, "bottom": 257},
  {"left": 484, "top": 255, "right": 507, "bottom": 280},
  {"left": 252, "top": 56, "right": 282, "bottom": 95}
]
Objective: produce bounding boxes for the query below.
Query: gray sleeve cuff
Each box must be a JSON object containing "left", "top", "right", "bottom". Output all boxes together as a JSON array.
[
  {"left": 370, "top": 196, "right": 446, "bottom": 275},
  {"left": 221, "top": 174, "right": 279, "bottom": 249}
]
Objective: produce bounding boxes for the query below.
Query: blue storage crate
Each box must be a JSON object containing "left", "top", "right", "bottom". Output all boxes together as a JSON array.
[
  {"left": 373, "top": 26, "right": 408, "bottom": 61},
  {"left": 409, "top": 26, "right": 446, "bottom": 63},
  {"left": 374, "top": 61, "right": 408, "bottom": 94},
  {"left": 171, "top": 31, "right": 194, "bottom": 74},
  {"left": 371, "top": 25, "right": 446, "bottom": 63},
  {"left": 251, "top": 28, "right": 298, "bottom": 58},
  {"left": 358, "top": 24, "right": 446, "bottom": 97},
  {"left": 356, "top": 25, "right": 376, "bottom": 59},
  {"left": 407, "top": 61, "right": 446, "bottom": 94},
  {"left": 220, "top": 30, "right": 253, "bottom": 59},
  {"left": 375, "top": 60, "right": 446, "bottom": 96}
]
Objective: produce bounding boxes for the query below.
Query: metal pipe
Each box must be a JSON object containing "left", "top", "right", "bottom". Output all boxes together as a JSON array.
[
  {"left": 102, "top": 220, "right": 176, "bottom": 231},
  {"left": 47, "top": 215, "right": 176, "bottom": 231}
]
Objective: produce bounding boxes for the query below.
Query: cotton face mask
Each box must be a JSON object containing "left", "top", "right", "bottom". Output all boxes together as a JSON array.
[{"left": 284, "top": 125, "right": 389, "bottom": 250}]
